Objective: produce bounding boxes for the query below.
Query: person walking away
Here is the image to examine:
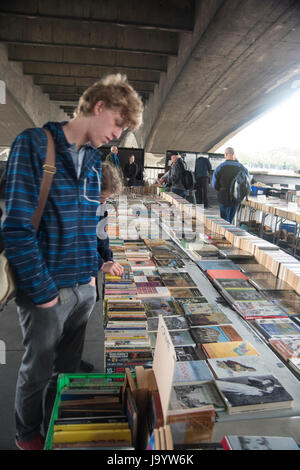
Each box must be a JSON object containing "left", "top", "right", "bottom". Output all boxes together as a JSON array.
[
  {"left": 211, "top": 147, "right": 250, "bottom": 224},
  {"left": 194, "top": 155, "right": 212, "bottom": 208}
]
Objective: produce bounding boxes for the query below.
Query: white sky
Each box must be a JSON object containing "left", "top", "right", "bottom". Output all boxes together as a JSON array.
[{"left": 216, "top": 89, "right": 300, "bottom": 153}]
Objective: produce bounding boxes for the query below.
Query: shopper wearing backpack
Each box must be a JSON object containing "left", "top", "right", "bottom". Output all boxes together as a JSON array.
[{"left": 211, "top": 147, "right": 250, "bottom": 223}]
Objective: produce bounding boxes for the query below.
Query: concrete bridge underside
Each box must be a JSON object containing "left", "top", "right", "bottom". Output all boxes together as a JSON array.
[{"left": 0, "top": 0, "right": 300, "bottom": 156}]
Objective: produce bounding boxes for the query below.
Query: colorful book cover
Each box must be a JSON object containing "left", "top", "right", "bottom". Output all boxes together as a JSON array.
[
  {"left": 202, "top": 340, "right": 259, "bottom": 359},
  {"left": 168, "top": 287, "right": 203, "bottom": 299},
  {"left": 254, "top": 318, "right": 300, "bottom": 338},
  {"left": 190, "top": 325, "right": 242, "bottom": 344},
  {"left": 269, "top": 337, "right": 300, "bottom": 359},
  {"left": 142, "top": 298, "right": 184, "bottom": 317},
  {"left": 197, "top": 260, "right": 238, "bottom": 272}
]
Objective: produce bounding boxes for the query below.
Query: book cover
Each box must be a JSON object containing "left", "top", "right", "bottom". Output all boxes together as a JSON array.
[
  {"left": 269, "top": 337, "right": 300, "bottom": 359},
  {"left": 160, "top": 272, "right": 197, "bottom": 288},
  {"left": 173, "top": 360, "right": 214, "bottom": 384},
  {"left": 207, "top": 355, "right": 269, "bottom": 379},
  {"left": 197, "top": 260, "right": 238, "bottom": 272},
  {"left": 254, "top": 318, "right": 300, "bottom": 339},
  {"left": 147, "top": 316, "right": 189, "bottom": 332},
  {"left": 207, "top": 270, "right": 248, "bottom": 281},
  {"left": 215, "top": 375, "right": 293, "bottom": 414},
  {"left": 149, "top": 330, "right": 195, "bottom": 348},
  {"left": 181, "top": 301, "right": 222, "bottom": 316},
  {"left": 175, "top": 346, "right": 201, "bottom": 362},
  {"left": 169, "top": 382, "right": 226, "bottom": 413},
  {"left": 190, "top": 325, "right": 242, "bottom": 344},
  {"left": 221, "top": 435, "right": 299, "bottom": 450},
  {"left": 167, "top": 287, "right": 203, "bottom": 299},
  {"left": 223, "top": 289, "right": 266, "bottom": 302},
  {"left": 202, "top": 340, "right": 259, "bottom": 359},
  {"left": 187, "top": 312, "right": 232, "bottom": 327},
  {"left": 142, "top": 298, "right": 184, "bottom": 317},
  {"left": 214, "top": 279, "right": 255, "bottom": 290},
  {"left": 234, "top": 301, "right": 288, "bottom": 320},
  {"left": 136, "top": 286, "right": 170, "bottom": 298}
]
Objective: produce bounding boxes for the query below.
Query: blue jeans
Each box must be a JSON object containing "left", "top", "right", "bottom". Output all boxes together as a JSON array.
[
  {"left": 219, "top": 203, "right": 239, "bottom": 224},
  {"left": 15, "top": 283, "right": 96, "bottom": 441}
]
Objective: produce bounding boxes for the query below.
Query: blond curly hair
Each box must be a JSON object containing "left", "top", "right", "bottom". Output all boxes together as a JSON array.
[{"left": 74, "top": 74, "right": 143, "bottom": 131}]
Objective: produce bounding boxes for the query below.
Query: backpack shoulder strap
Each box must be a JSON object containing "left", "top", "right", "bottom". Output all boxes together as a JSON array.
[{"left": 31, "top": 129, "right": 56, "bottom": 230}]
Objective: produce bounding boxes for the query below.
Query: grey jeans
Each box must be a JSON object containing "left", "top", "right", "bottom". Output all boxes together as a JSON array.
[{"left": 15, "top": 283, "right": 97, "bottom": 441}]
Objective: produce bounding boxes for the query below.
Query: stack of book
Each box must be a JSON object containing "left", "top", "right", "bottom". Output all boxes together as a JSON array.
[{"left": 47, "top": 378, "right": 137, "bottom": 450}]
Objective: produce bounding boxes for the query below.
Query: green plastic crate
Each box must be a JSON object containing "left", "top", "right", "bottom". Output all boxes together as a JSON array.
[{"left": 44, "top": 373, "right": 127, "bottom": 450}]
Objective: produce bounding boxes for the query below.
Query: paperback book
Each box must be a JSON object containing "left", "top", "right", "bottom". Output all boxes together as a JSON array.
[
  {"left": 168, "top": 382, "right": 226, "bottom": 413},
  {"left": 173, "top": 360, "right": 214, "bottom": 384},
  {"left": 215, "top": 374, "right": 293, "bottom": 414},
  {"left": 186, "top": 311, "right": 232, "bottom": 327},
  {"left": 202, "top": 340, "right": 259, "bottom": 359},
  {"left": 207, "top": 355, "right": 270, "bottom": 379}
]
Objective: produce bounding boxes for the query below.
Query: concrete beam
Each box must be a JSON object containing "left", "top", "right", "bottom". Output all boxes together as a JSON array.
[
  {"left": 0, "top": 0, "right": 195, "bottom": 33},
  {"left": 0, "top": 16, "right": 178, "bottom": 56}
]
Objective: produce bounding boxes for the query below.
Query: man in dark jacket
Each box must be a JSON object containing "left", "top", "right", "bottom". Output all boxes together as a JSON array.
[
  {"left": 159, "top": 153, "right": 186, "bottom": 197},
  {"left": 123, "top": 154, "right": 138, "bottom": 186},
  {"left": 194, "top": 155, "right": 212, "bottom": 208},
  {"left": 211, "top": 147, "right": 250, "bottom": 223}
]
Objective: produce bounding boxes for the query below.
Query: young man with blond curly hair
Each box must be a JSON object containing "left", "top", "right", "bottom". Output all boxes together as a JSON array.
[{"left": 2, "top": 74, "right": 143, "bottom": 450}]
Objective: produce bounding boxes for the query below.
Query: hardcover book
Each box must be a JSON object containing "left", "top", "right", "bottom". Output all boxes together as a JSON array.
[
  {"left": 269, "top": 337, "right": 300, "bottom": 359},
  {"left": 160, "top": 272, "right": 197, "bottom": 288},
  {"left": 186, "top": 312, "right": 232, "bottom": 327},
  {"left": 223, "top": 289, "right": 267, "bottom": 303},
  {"left": 197, "top": 260, "right": 238, "bottom": 272},
  {"left": 254, "top": 318, "right": 300, "bottom": 339},
  {"left": 207, "top": 270, "right": 248, "bottom": 281},
  {"left": 142, "top": 298, "right": 184, "bottom": 317},
  {"left": 190, "top": 325, "right": 242, "bottom": 344},
  {"left": 215, "top": 375, "right": 293, "bottom": 414},
  {"left": 168, "top": 287, "right": 203, "bottom": 299},
  {"left": 213, "top": 279, "right": 255, "bottom": 290},
  {"left": 181, "top": 300, "right": 222, "bottom": 316},
  {"left": 233, "top": 300, "right": 288, "bottom": 320}
]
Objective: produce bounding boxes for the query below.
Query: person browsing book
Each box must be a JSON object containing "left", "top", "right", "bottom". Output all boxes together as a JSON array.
[
  {"left": 2, "top": 74, "right": 143, "bottom": 450},
  {"left": 211, "top": 147, "right": 249, "bottom": 223}
]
